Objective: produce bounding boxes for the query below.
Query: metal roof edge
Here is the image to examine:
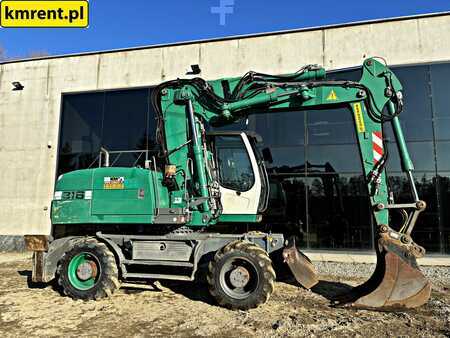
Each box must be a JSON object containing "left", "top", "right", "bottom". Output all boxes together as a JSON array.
[{"left": 1, "top": 11, "right": 449, "bottom": 65}]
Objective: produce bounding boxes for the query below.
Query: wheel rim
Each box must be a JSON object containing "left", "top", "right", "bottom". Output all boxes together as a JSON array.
[
  {"left": 219, "top": 257, "right": 259, "bottom": 300},
  {"left": 68, "top": 252, "right": 100, "bottom": 291}
]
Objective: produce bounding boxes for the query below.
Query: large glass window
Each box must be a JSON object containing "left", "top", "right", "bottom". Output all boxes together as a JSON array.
[
  {"left": 386, "top": 141, "right": 435, "bottom": 172},
  {"left": 249, "top": 111, "right": 305, "bottom": 146},
  {"left": 436, "top": 141, "right": 450, "bottom": 172},
  {"left": 306, "top": 173, "right": 373, "bottom": 249},
  {"left": 430, "top": 63, "right": 450, "bottom": 141},
  {"left": 58, "top": 92, "right": 103, "bottom": 175},
  {"left": 432, "top": 63, "right": 450, "bottom": 254},
  {"left": 436, "top": 174, "right": 450, "bottom": 253},
  {"left": 306, "top": 107, "right": 357, "bottom": 145},
  {"left": 384, "top": 65, "right": 433, "bottom": 142},
  {"left": 57, "top": 88, "right": 157, "bottom": 176}
]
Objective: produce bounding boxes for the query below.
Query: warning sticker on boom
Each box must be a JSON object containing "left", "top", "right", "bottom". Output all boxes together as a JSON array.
[
  {"left": 326, "top": 90, "right": 338, "bottom": 101},
  {"left": 353, "top": 102, "right": 365, "bottom": 133},
  {"left": 104, "top": 177, "right": 125, "bottom": 190}
]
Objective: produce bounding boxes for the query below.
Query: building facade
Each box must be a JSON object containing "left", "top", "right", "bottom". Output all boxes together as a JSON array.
[{"left": 0, "top": 13, "right": 449, "bottom": 253}]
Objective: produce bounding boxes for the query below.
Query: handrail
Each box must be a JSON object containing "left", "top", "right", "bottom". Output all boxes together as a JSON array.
[
  {"left": 97, "top": 148, "right": 153, "bottom": 168},
  {"left": 99, "top": 147, "right": 110, "bottom": 167}
]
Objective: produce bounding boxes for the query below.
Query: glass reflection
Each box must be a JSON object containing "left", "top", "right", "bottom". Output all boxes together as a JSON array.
[
  {"left": 387, "top": 65, "right": 433, "bottom": 141},
  {"left": 58, "top": 88, "right": 158, "bottom": 175},
  {"left": 436, "top": 174, "right": 450, "bottom": 254},
  {"left": 306, "top": 107, "right": 357, "bottom": 145},
  {"left": 306, "top": 173, "right": 372, "bottom": 249},
  {"left": 430, "top": 63, "right": 450, "bottom": 141},
  {"left": 388, "top": 172, "right": 440, "bottom": 253}
]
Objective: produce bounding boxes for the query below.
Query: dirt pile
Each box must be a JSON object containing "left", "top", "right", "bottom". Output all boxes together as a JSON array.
[{"left": 0, "top": 253, "right": 448, "bottom": 337}]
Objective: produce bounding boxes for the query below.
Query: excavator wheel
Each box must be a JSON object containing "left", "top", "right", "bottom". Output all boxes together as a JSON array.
[
  {"left": 57, "top": 237, "right": 121, "bottom": 300},
  {"left": 207, "top": 240, "right": 276, "bottom": 310}
]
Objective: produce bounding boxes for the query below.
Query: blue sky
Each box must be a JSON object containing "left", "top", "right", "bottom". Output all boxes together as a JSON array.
[{"left": 0, "top": 0, "right": 449, "bottom": 58}]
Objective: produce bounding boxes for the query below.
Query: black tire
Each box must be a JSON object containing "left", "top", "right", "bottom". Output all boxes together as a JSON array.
[
  {"left": 207, "top": 240, "right": 276, "bottom": 310},
  {"left": 57, "top": 237, "right": 120, "bottom": 300}
]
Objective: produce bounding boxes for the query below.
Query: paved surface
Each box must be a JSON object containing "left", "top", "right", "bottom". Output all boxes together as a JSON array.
[{"left": 0, "top": 253, "right": 449, "bottom": 337}]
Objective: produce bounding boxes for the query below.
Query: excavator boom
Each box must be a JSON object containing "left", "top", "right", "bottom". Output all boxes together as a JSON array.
[{"left": 152, "top": 57, "right": 431, "bottom": 310}]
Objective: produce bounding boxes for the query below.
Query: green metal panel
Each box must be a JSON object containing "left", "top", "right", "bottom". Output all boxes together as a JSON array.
[
  {"left": 91, "top": 167, "right": 153, "bottom": 215},
  {"left": 159, "top": 88, "right": 215, "bottom": 227},
  {"left": 351, "top": 102, "right": 389, "bottom": 225},
  {"left": 52, "top": 200, "right": 92, "bottom": 224},
  {"left": 92, "top": 189, "right": 149, "bottom": 215},
  {"left": 52, "top": 167, "right": 169, "bottom": 224},
  {"left": 55, "top": 169, "right": 93, "bottom": 191}
]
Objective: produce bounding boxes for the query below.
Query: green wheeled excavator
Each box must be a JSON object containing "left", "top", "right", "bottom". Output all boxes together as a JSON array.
[{"left": 25, "top": 57, "right": 431, "bottom": 310}]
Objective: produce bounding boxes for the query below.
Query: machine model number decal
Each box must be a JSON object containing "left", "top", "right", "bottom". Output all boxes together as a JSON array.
[
  {"left": 54, "top": 190, "right": 92, "bottom": 200},
  {"left": 62, "top": 191, "right": 84, "bottom": 199},
  {"left": 104, "top": 176, "right": 125, "bottom": 190},
  {"left": 353, "top": 102, "right": 366, "bottom": 133}
]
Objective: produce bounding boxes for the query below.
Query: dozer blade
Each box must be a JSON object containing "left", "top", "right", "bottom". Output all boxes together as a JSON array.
[
  {"left": 332, "top": 225, "right": 431, "bottom": 311},
  {"left": 282, "top": 238, "right": 319, "bottom": 289}
]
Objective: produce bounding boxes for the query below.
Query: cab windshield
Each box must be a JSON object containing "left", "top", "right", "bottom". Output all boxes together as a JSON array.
[{"left": 214, "top": 135, "right": 255, "bottom": 192}]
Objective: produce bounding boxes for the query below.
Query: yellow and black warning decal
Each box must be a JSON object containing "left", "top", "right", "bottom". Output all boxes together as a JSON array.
[
  {"left": 326, "top": 90, "right": 338, "bottom": 101},
  {"left": 104, "top": 177, "right": 125, "bottom": 190},
  {"left": 353, "top": 102, "right": 366, "bottom": 133}
]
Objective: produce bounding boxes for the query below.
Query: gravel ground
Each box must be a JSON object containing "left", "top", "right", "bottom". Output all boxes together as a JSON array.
[
  {"left": 0, "top": 253, "right": 449, "bottom": 337},
  {"left": 314, "top": 261, "right": 450, "bottom": 284}
]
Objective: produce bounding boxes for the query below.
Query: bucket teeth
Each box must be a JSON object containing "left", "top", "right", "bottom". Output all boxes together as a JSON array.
[
  {"left": 331, "top": 225, "right": 431, "bottom": 311},
  {"left": 283, "top": 226, "right": 431, "bottom": 311}
]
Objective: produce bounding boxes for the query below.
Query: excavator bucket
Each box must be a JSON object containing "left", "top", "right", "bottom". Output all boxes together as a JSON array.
[
  {"left": 331, "top": 225, "right": 431, "bottom": 310},
  {"left": 283, "top": 226, "right": 431, "bottom": 310},
  {"left": 282, "top": 237, "right": 319, "bottom": 289}
]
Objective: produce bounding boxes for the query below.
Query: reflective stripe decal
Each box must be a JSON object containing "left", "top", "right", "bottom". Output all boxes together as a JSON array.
[{"left": 373, "top": 131, "right": 383, "bottom": 164}]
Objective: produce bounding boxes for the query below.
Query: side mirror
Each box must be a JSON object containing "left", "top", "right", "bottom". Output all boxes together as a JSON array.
[{"left": 262, "top": 147, "right": 273, "bottom": 164}]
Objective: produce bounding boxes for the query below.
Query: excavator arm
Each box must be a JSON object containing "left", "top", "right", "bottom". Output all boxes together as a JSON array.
[{"left": 152, "top": 58, "right": 431, "bottom": 310}]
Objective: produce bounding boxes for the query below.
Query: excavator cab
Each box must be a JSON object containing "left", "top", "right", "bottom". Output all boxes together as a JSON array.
[{"left": 207, "top": 131, "right": 269, "bottom": 218}]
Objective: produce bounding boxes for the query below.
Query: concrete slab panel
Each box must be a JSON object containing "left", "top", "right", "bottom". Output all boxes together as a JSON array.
[
  {"left": 234, "top": 31, "right": 324, "bottom": 75},
  {"left": 418, "top": 16, "right": 450, "bottom": 63},
  {"left": 161, "top": 44, "right": 201, "bottom": 82},
  {"left": 97, "top": 49, "right": 163, "bottom": 89}
]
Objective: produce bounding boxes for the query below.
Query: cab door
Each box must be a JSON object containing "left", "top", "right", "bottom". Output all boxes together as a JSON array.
[{"left": 212, "top": 133, "right": 262, "bottom": 216}]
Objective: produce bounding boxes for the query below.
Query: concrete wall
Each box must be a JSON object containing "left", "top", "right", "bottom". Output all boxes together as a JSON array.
[{"left": 0, "top": 14, "right": 449, "bottom": 249}]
